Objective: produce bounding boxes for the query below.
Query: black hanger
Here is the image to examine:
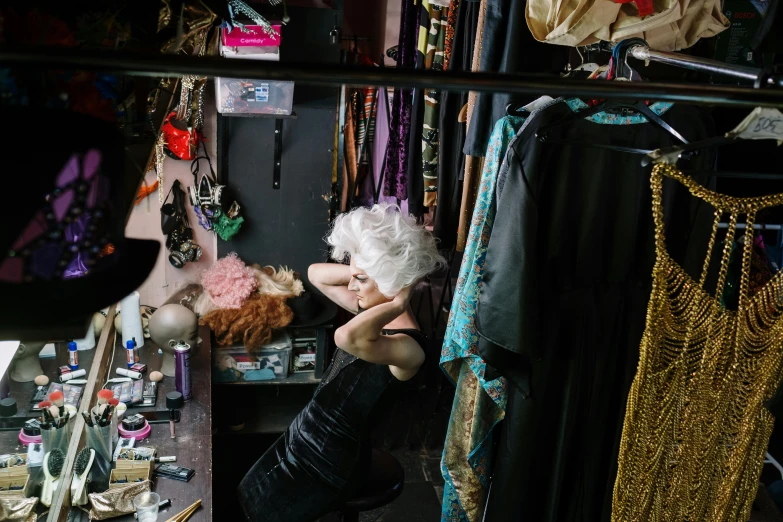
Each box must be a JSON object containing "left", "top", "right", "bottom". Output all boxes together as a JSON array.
[
  {"left": 536, "top": 38, "right": 689, "bottom": 155},
  {"left": 505, "top": 102, "right": 530, "bottom": 116}
]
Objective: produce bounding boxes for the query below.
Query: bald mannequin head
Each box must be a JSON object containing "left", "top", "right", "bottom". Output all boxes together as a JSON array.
[{"left": 148, "top": 304, "right": 199, "bottom": 377}]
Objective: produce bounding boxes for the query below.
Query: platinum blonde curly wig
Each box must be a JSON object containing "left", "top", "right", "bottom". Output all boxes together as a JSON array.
[{"left": 327, "top": 203, "right": 447, "bottom": 297}]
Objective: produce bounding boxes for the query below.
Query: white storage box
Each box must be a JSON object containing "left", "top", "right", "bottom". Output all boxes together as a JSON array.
[
  {"left": 215, "top": 78, "right": 294, "bottom": 115},
  {"left": 213, "top": 330, "right": 292, "bottom": 382}
]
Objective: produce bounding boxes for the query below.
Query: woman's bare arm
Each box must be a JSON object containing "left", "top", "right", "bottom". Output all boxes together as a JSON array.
[
  {"left": 307, "top": 263, "right": 358, "bottom": 313},
  {"left": 333, "top": 287, "right": 424, "bottom": 375}
]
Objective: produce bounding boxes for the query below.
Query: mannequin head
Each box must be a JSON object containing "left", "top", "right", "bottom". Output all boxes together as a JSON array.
[
  {"left": 9, "top": 342, "right": 46, "bottom": 382},
  {"left": 327, "top": 203, "right": 446, "bottom": 307},
  {"left": 148, "top": 304, "right": 199, "bottom": 377}
]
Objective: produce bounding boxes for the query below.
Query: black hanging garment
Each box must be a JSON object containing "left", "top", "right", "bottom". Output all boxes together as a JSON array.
[
  {"left": 462, "top": 0, "right": 569, "bottom": 157},
  {"left": 476, "top": 101, "right": 718, "bottom": 522}
]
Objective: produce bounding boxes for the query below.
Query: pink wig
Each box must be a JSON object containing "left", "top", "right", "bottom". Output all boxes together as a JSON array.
[{"left": 200, "top": 253, "right": 258, "bottom": 309}]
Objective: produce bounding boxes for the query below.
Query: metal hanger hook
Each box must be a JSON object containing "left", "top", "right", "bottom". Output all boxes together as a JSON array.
[{"left": 613, "top": 38, "right": 648, "bottom": 80}]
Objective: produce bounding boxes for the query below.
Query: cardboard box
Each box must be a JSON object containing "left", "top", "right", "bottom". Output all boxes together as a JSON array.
[
  {"left": 109, "top": 468, "right": 149, "bottom": 490},
  {"left": 0, "top": 467, "right": 28, "bottom": 498}
]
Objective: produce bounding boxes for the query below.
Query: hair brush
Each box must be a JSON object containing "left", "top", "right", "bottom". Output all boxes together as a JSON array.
[
  {"left": 70, "top": 447, "right": 95, "bottom": 506},
  {"left": 41, "top": 449, "right": 65, "bottom": 507}
]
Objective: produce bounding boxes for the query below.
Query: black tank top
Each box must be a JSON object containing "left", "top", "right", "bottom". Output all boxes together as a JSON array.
[{"left": 285, "top": 328, "right": 428, "bottom": 490}]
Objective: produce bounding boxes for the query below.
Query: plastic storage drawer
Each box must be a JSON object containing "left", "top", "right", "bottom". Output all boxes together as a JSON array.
[
  {"left": 213, "top": 330, "right": 292, "bottom": 382},
  {"left": 215, "top": 77, "right": 294, "bottom": 116}
]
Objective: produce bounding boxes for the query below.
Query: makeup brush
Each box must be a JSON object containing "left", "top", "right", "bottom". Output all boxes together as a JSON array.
[
  {"left": 97, "top": 389, "right": 114, "bottom": 405},
  {"left": 93, "top": 390, "right": 115, "bottom": 425},
  {"left": 38, "top": 401, "right": 52, "bottom": 423},
  {"left": 108, "top": 398, "right": 119, "bottom": 408},
  {"left": 48, "top": 391, "right": 65, "bottom": 415},
  {"left": 165, "top": 499, "right": 202, "bottom": 522}
]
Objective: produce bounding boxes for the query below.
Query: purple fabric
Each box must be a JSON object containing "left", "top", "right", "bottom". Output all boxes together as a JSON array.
[
  {"left": 53, "top": 189, "right": 74, "bottom": 221},
  {"left": 57, "top": 155, "right": 80, "bottom": 188},
  {"left": 63, "top": 214, "right": 92, "bottom": 279},
  {"left": 382, "top": 0, "right": 420, "bottom": 201}
]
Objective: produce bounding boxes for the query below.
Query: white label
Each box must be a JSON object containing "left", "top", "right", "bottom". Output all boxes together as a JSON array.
[
  {"left": 298, "top": 354, "right": 316, "bottom": 363},
  {"left": 255, "top": 84, "right": 269, "bottom": 102},
  {"left": 729, "top": 107, "right": 783, "bottom": 144},
  {"left": 236, "top": 361, "right": 261, "bottom": 371}
]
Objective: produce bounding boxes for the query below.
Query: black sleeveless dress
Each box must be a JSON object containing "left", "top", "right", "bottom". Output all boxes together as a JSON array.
[{"left": 238, "top": 328, "right": 428, "bottom": 522}]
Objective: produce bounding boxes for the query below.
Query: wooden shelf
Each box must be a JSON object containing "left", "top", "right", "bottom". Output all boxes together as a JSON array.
[
  {"left": 218, "top": 111, "right": 298, "bottom": 119},
  {"left": 215, "top": 371, "right": 320, "bottom": 386}
]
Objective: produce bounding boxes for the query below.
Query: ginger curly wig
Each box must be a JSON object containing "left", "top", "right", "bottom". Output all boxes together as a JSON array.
[{"left": 199, "top": 293, "right": 294, "bottom": 352}]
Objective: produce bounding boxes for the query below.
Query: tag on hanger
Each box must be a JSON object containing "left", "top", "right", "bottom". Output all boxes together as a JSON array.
[
  {"left": 523, "top": 96, "right": 555, "bottom": 112},
  {"left": 648, "top": 149, "right": 683, "bottom": 165},
  {"left": 430, "top": 0, "right": 451, "bottom": 6},
  {"left": 728, "top": 107, "right": 783, "bottom": 144}
]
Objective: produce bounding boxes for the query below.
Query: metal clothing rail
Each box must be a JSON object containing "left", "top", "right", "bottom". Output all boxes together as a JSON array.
[
  {"left": 629, "top": 46, "right": 780, "bottom": 87},
  {"left": 3, "top": 45, "right": 783, "bottom": 108},
  {"left": 718, "top": 223, "right": 783, "bottom": 231}
]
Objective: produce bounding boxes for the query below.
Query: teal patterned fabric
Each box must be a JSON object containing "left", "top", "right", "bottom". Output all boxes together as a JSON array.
[
  {"left": 564, "top": 98, "right": 673, "bottom": 124},
  {"left": 440, "top": 116, "right": 525, "bottom": 522}
]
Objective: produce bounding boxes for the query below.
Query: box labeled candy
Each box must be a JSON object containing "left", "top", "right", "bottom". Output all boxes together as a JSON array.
[
  {"left": 213, "top": 330, "right": 291, "bottom": 382},
  {"left": 222, "top": 25, "right": 282, "bottom": 47}
]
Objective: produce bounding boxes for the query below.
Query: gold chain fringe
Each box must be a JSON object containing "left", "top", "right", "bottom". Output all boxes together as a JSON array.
[{"left": 612, "top": 162, "right": 783, "bottom": 521}]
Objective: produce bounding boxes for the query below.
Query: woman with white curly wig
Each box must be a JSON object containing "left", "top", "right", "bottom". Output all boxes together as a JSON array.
[{"left": 239, "top": 203, "right": 446, "bottom": 522}]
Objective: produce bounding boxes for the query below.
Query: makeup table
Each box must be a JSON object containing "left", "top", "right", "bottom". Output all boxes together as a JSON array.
[{"left": 66, "top": 327, "right": 213, "bottom": 522}]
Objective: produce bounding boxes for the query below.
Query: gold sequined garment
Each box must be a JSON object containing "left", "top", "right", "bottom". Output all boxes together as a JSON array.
[{"left": 612, "top": 163, "right": 783, "bottom": 522}]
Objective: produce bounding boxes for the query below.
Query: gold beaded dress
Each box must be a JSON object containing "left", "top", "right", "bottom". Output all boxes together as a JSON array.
[{"left": 613, "top": 162, "right": 783, "bottom": 521}]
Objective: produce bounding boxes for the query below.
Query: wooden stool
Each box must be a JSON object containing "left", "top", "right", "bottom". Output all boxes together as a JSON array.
[{"left": 338, "top": 449, "right": 404, "bottom": 522}]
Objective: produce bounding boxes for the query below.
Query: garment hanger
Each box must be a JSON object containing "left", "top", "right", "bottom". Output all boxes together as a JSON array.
[
  {"left": 643, "top": 106, "right": 783, "bottom": 166},
  {"left": 536, "top": 38, "right": 689, "bottom": 154}
]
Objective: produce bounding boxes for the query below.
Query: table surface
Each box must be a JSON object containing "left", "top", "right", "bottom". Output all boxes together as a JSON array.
[
  {"left": 108, "top": 327, "right": 213, "bottom": 522},
  {"left": 65, "top": 328, "right": 212, "bottom": 522}
]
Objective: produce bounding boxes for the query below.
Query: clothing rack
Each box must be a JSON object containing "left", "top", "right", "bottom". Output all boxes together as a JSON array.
[
  {"left": 2, "top": 45, "right": 783, "bottom": 108},
  {"left": 718, "top": 223, "right": 782, "bottom": 231},
  {"left": 629, "top": 46, "right": 771, "bottom": 85}
]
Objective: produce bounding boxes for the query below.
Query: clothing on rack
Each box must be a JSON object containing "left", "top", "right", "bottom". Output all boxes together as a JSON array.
[
  {"left": 473, "top": 100, "right": 719, "bottom": 522},
  {"left": 383, "top": 0, "right": 420, "bottom": 202},
  {"left": 433, "top": 0, "right": 479, "bottom": 251},
  {"left": 405, "top": 0, "right": 432, "bottom": 217},
  {"left": 462, "top": 0, "right": 568, "bottom": 157},
  {"left": 526, "top": 0, "right": 729, "bottom": 51},
  {"left": 443, "top": 0, "right": 461, "bottom": 72},
  {"left": 440, "top": 115, "right": 528, "bottom": 522},
  {"left": 613, "top": 163, "right": 783, "bottom": 522},
  {"left": 422, "top": 3, "right": 448, "bottom": 208},
  {"left": 455, "top": 0, "right": 488, "bottom": 253}
]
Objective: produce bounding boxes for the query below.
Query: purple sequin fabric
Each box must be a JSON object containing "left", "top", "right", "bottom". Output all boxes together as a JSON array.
[
  {"left": 382, "top": 0, "right": 420, "bottom": 201},
  {"left": 0, "top": 149, "right": 112, "bottom": 283}
]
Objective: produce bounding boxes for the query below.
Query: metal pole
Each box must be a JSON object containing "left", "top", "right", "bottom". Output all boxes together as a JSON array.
[
  {"left": 630, "top": 46, "right": 763, "bottom": 83},
  {"left": 2, "top": 46, "right": 783, "bottom": 108}
]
